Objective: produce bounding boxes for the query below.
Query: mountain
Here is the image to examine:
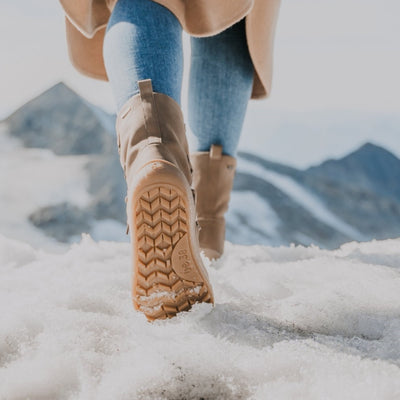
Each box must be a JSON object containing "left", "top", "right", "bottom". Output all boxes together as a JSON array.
[
  {"left": 4, "top": 82, "right": 115, "bottom": 156},
  {"left": 299, "top": 143, "right": 400, "bottom": 241},
  {"left": 307, "top": 142, "right": 400, "bottom": 201},
  {"left": 0, "top": 83, "right": 125, "bottom": 245},
  {"left": 2, "top": 83, "right": 400, "bottom": 249},
  {"left": 234, "top": 143, "right": 400, "bottom": 248}
]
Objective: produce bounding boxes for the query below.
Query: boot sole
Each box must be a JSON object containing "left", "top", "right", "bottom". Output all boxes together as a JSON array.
[{"left": 128, "top": 161, "right": 214, "bottom": 320}]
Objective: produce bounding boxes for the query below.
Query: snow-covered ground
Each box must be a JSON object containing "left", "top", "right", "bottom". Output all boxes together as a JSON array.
[{"left": 1, "top": 234, "right": 400, "bottom": 399}]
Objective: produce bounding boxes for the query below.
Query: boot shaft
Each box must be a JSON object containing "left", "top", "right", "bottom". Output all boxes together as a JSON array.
[
  {"left": 190, "top": 145, "right": 237, "bottom": 259},
  {"left": 116, "top": 79, "right": 192, "bottom": 186},
  {"left": 190, "top": 145, "right": 236, "bottom": 219}
]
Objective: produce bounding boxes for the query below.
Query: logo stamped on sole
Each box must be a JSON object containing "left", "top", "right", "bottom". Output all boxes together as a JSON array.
[{"left": 171, "top": 234, "right": 203, "bottom": 283}]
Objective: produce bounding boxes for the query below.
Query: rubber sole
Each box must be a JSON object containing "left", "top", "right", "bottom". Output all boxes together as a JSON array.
[{"left": 128, "top": 161, "right": 214, "bottom": 320}]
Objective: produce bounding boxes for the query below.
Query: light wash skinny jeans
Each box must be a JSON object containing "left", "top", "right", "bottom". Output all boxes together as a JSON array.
[{"left": 103, "top": 0, "right": 254, "bottom": 157}]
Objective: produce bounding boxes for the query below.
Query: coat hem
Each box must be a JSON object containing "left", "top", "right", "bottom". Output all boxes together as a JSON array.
[
  {"left": 61, "top": 0, "right": 280, "bottom": 101},
  {"left": 60, "top": 1, "right": 108, "bottom": 39},
  {"left": 158, "top": 2, "right": 254, "bottom": 38}
]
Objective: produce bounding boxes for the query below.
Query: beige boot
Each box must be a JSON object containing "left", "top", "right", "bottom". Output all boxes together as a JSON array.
[
  {"left": 116, "top": 79, "right": 214, "bottom": 320},
  {"left": 190, "top": 145, "right": 237, "bottom": 260}
]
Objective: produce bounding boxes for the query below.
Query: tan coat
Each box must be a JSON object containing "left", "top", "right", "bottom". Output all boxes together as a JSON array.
[{"left": 59, "top": 0, "right": 281, "bottom": 99}]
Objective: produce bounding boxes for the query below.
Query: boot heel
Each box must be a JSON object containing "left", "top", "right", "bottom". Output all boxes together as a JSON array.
[{"left": 129, "top": 162, "right": 214, "bottom": 320}]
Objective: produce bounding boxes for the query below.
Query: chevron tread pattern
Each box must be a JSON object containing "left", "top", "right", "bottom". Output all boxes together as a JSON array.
[{"left": 133, "top": 186, "right": 212, "bottom": 320}]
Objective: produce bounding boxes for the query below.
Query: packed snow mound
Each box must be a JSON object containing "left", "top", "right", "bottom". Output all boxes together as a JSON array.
[{"left": 1, "top": 235, "right": 400, "bottom": 399}]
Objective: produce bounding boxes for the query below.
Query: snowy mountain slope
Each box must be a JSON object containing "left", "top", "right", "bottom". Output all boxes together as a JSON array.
[
  {"left": 1, "top": 234, "right": 400, "bottom": 399},
  {"left": 4, "top": 83, "right": 114, "bottom": 156},
  {"left": 237, "top": 157, "right": 364, "bottom": 239},
  {"left": 0, "top": 139, "right": 127, "bottom": 250},
  {"left": 0, "top": 129, "right": 90, "bottom": 251},
  {"left": 236, "top": 146, "right": 400, "bottom": 247},
  {"left": 230, "top": 172, "right": 350, "bottom": 249},
  {"left": 0, "top": 84, "right": 127, "bottom": 249},
  {"left": 307, "top": 142, "right": 400, "bottom": 201},
  {"left": 3, "top": 83, "right": 400, "bottom": 250},
  {"left": 299, "top": 146, "right": 400, "bottom": 239}
]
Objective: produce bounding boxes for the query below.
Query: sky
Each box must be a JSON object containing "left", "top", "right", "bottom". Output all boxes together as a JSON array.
[{"left": 1, "top": 0, "right": 399, "bottom": 168}]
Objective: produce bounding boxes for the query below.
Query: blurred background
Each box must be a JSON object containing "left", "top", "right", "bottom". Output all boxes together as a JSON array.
[{"left": 1, "top": 0, "right": 399, "bottom": 251}]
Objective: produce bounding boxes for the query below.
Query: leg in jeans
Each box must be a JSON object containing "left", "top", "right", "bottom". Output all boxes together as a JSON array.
[
  {"left": 102, "top": 0, "right": 214, "bottom": 320},
  {"left": 188, "top": 19, "right": 253, "bottom": 259},
  {"left": 103, "top": 0, "right": 183, "bottom": 111},
  {"left": 188, "top": 19, "right": 254, "bottom": 157}
]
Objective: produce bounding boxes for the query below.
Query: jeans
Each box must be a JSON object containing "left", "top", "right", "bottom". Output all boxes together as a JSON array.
[{"left": 103, "top": 0, "right": 254, "bottom": 157}]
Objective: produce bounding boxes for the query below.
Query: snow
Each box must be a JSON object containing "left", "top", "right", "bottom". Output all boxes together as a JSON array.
[
  {"left": 0, "top": 132, "right": 90, "bottom": 251},
  {"left": 226, "top": 191, "right": 281, "bottom": 245},
  {"left": 89, "top": 219, "right": 127, "bottom": 244},
  {"left": 1, "top": 234, "right": 400, "bottom": 399}
]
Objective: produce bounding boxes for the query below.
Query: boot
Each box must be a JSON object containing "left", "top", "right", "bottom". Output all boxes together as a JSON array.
[
  {"left": 116, "top": 79, "right": 214, "bottom": 320},
  {"left": 190, "top": 145, "right": 237, "bottom": 260}
]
